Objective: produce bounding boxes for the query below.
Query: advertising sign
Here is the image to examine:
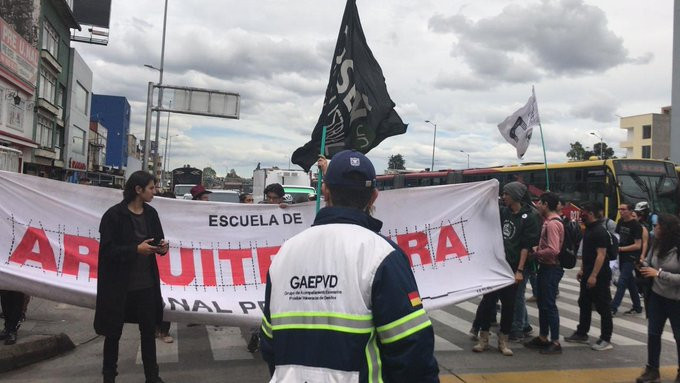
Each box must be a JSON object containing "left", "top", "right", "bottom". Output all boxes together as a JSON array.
[{"left": 0, "top": 16, "right": 39, "bottom": 92}]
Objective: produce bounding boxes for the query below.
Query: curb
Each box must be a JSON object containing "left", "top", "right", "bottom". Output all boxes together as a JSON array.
[{"left": 0, "top": 333, "right": 75, "bottom": 373}]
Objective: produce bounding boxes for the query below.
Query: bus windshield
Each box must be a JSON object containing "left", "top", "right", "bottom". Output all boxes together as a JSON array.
[{"left": 615, "top": 161, "right": 678, "bottom": 215}]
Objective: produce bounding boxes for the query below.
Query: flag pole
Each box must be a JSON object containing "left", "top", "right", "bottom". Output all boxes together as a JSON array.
[
  {"left": 315, "top": 126, "right": 327, "bottom": 213},
  {"left": 534, "top": 86, "right": 550, "bottom": 191}
]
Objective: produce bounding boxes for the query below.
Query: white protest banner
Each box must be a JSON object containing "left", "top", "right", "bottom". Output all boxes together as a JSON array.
[{"left": 0, "top": 171, "right": 512, "bottom": 326}]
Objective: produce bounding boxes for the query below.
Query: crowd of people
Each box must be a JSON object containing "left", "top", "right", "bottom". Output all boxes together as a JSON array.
[{"left": 1, "top": 157, "right": 679, "bottom": 383}]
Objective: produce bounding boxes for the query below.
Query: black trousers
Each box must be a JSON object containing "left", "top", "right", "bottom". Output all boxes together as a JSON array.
[
  {"left": 0, "top": 290, "right": 25, "bottom": 331},
  {"left": 103, "top": 288, "right": 158, "bottom": 379},
  {"left": 576, "top": 276, "right": 613, "bottom": 342},
  {"left": 477, "top": 283, "right": 518, "bottom": 335}
]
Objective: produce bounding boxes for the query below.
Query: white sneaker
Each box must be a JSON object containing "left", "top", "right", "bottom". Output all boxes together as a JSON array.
[{"left": 591, "top": 339, "right": 613, "bottom": 351}]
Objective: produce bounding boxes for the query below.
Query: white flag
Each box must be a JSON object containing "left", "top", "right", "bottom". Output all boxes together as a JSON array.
[{"left": 497, "top": 88, "right": 540, "bottom": 159}]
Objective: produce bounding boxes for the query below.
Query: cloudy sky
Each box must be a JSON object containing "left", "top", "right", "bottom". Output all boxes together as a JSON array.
[{"left": 75, "top": 0, "right": 672, "bottom": 177}]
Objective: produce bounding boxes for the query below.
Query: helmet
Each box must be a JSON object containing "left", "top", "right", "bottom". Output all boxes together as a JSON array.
[
  {"left": 283, "top": 194, "right": 293, "bottom": 204},
  {"left": 634, "top": 201, "right": 649, "bottom": 212}
]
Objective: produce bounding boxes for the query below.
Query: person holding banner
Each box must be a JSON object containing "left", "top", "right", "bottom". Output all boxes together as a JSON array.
[
  {"left": 260, "top": 150, "right": 439, "bottom": 382},
  {"left": 472, "top": 182, "right": 540, "bottom": 356},
  {"left": 94, "top": 171, "right": 169, "bottom": 383}
]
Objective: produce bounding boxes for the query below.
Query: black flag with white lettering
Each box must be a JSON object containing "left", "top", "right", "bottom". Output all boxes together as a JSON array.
[{"left": 291, "top": 0, "right": 407, "bottom": 172}]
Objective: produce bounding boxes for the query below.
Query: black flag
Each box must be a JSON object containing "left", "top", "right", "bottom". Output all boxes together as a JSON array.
[{"left": 291, "top": 0, "right": 407, "bottom": 172}]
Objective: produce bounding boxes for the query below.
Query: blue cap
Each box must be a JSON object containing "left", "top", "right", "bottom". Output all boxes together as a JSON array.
[{"left": 325, "top": 150, "right": 376, "bottom": 189}]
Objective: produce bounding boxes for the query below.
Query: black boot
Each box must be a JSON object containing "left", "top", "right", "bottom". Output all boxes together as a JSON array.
[
  {"left": 146, "top": 377, "right": 165, "bottom": 383},
  {"left": 635, "top": 366, "right": 660, "bottom": 383},
  {"left": 4, "top": 329, "right": 17, "bottom": 345},
  {"left": 102, "top": 369, "right": 117, "bottom": 383}
]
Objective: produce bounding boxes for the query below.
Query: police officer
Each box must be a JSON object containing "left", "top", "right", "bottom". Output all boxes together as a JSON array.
[{"left": 260, "top": 150, "right": 439, "bottom": 382}]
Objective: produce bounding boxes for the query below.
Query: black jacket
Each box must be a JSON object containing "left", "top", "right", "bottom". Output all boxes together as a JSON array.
[{"left": 94, "top": 201, "right": 165, "bottom": 337}]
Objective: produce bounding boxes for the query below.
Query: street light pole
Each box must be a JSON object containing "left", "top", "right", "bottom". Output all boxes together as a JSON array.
[
  {"left": 590, "top": 131, "right": 603, "bottom": 159},
  {"left": 425, "top": 120, "right": 437, "bottom": 171},
  {"left": 161, "top": 100, "right": 173, "bottom": 189},
  {"left": 460, "top": 150, "right": 470, "bottom": 168},
  {"left": 152, "top": 0, "right": 169, "bottom": 177}
]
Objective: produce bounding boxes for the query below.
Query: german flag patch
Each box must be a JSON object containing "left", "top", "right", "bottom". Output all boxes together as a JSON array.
[{"left": 408, "top": 291, "right": 422, "bottom": 307}]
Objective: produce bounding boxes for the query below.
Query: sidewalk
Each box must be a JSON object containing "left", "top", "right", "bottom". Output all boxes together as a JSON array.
[
  {"left": 441, "top": 366, "right": 679, "bottom": 383},
  {"left": 0, "top": 297, "right": 96, "bottom": 372}
]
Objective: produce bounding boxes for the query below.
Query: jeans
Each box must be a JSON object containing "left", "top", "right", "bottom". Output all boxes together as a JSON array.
[
  {"left": 103, "top": 288, "right": 159, "bottom": 379},
  {"left": 528, "top": 270, "right": 538, "bottom": 298},
  {"left": 537, "top": 266, "right": 563, "bottom": 341},
  {"left": 611, "top": 260, "right": 642, "bottom": 312},
  {"left": 646, "top": 290, "right": 680, "bottom": 369},
  {"left": 576, "top": 274, "right": 613, "bottom": 342},
  {"left": 0, "top": 291, "right": 24, "bottom": 331},
  {"left": 478, "top": 283, "right": 518, "bottom": 335},
  {"left": 511, "top": 269, "right": 530, "bottom": 335}
]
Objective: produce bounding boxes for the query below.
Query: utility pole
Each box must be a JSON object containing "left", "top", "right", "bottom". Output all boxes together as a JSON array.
[{"left": 153, "top": 0, "right": 168, "bottom": 176}]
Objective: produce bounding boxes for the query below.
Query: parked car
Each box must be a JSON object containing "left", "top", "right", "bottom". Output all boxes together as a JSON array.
[{"left": 182, "top": 190, "right": 239, "bottom": 203}]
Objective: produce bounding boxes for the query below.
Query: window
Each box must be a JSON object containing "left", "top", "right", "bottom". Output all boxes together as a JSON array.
[
  {"left": 39, "top": 69, "right": 56, "bottom": 104},
  {"left": 74, "top": 83, "right": 88, "bottom": 114},
  {"left": 642, "top": 125, "right": 652, "bottom": 139},
  {"left": 72, "top": 126, "right": 86, "bottom": 154},
  {"left": 54, "top": 127, "right": 63, "bottom": 160},
  {"left": 7, "top": 101, "right": 23, "bottom": 132},
  {"left": 642, "top": 145, "right": 651, "bottom": 159},
  {"left": 36, "top": 116, "right": 53, "bottom": 148},
  {"left": 42, "top": 21, "right": 59, "bottom": 58}
]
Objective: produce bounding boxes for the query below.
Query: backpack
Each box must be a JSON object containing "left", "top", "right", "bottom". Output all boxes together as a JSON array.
[
  {"left": 602, "top": 219, "right": 620, "bottom": 261},
  {"left": 605, "top": 230, "right": 619, "bottom": 261},
  {"left": 551, "top": 217, "right": 581, "bottom": 269}
]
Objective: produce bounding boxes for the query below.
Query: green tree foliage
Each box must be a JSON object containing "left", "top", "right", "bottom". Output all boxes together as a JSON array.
[
  {"left": 388, "top": 154, "right": 406, "bottom": 170},
  {"left": 567, "top": 141, "right": 615, "bottom": 161}
]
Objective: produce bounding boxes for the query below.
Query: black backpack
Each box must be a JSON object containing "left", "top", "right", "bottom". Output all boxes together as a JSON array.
[
  {"left": 605, "top": 230, "right": 619, "bottom": 261},
  {"left": 551, "top": 217, "right": 582, "bottom": 269}
]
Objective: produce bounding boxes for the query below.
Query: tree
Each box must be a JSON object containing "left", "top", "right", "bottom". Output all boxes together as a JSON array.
[
  {"left": 227, "top": 169, "right": 241, "bottom": 179},
  {"left": 592, "top": 142, "right": 615, "bottom": 159},
  {"left": 566, "top": 141, "right": 587, "bottom": 161},
  {"left": 388, "top": 154, "right": 406, "bottom": 170}
]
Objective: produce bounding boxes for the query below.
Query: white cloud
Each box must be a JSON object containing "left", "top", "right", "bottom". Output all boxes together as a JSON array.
[{"left": 72, "top": 0, "right": 671, "bottom": 178}]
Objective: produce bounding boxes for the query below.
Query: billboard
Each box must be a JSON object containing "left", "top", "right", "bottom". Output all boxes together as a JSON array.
[
  {"left": 167, "top": 86, "right": 240, "bottom": 119},
  {"left": 0, "top": 16, "right": 39, "bottom": 93},
  {"left": 72, "top": 0, "right": 112, "bottom": 28}
]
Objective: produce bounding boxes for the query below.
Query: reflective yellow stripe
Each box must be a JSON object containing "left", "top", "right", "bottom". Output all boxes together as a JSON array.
[
  {"left": 272, "top": 324, "right": 373, "bottom": 334},
  {"left": 376, "top": 309, "right": 432, "bottom": 344},
  {"left": 376, "top": 309, "right": 426, "bottom": 333},
  {"left": 365, "top": 330, "right": 383, "bottom": 383},
  {"left": 271, "top": 312, "right": 372, "bottom": 321},
  {"left": 270, "top": 312, "right": 373, "bottom": 334},
  {"left": 261, "top": 316, "right": 273, "bottom": 339}
]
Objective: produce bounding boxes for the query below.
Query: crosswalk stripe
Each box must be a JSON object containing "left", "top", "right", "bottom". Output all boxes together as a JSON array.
[
  {"left": 205, "top": 325, "right": 254, "bottom": 361},
  {"left": 137, "top": 322, "right": 179, "bottom": 364},
  {"left": 456, "top": 301, "right": 644, "bottom": 346},
  {"left": 528, "top": 289, "right": 675, "bottom": 343},
  {"left": 434, "top": 334, "right": 463, "bottom": 351}
]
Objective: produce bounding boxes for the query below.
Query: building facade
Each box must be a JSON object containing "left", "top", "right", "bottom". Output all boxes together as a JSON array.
[
  {"left": 90, "top": 94, "right": 130, "bottom": 170},
  {"left": 619, "top": 107, "right": 671, "bottom": 160},
  {"left": 24, "top": 0, "right": 80, "bottom": 178},
  {"left": 0, "top": 7, "right": 40, "bottom": 171},
  {"left": 64, "top": 47, "right": 91, "bottom": 181}
]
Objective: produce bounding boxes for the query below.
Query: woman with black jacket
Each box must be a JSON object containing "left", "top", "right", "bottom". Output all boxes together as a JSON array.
[
  {"left": 635, "top": 214, "right": 680, "bottom": 383},
  {"left": 94, "top": 171, "right": 169, "bottom": 383}
]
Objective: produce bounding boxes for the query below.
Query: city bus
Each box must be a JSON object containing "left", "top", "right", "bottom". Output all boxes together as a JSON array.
[{"left": 376, "top": 159, "right": 679, "bottom": 220}]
